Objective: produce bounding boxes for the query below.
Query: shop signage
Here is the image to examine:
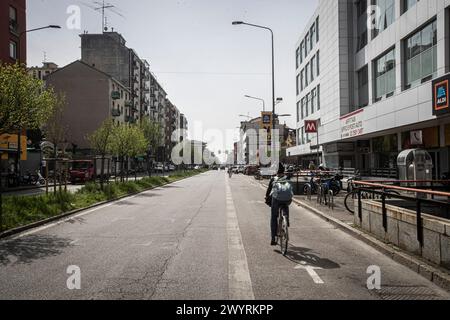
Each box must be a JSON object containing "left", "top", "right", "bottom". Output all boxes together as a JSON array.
[
  {"left": 304, "top": 120, "right": 318, "bottom": 133},
  {"left": 410, "top": 130, "right": 423, "bottom": 145},
  {"left": 340, "top": 109, "right": 364, "bottom": 139},
  {"left": 433, "top": 74, "right": 450, "bottom": 116}
]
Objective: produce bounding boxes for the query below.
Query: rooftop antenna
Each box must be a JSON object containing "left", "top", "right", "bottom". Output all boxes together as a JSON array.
[{"left": 79, "top": 1, "right": 125, "bottom": 32}]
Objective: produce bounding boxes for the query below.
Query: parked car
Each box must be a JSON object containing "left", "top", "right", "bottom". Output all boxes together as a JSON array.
[
  {"left": 169, "top": 164, "right": 176, "bottom": 171},
  {"left": 70, "top": 159, "right": 110, "bottom": 184},
  {"left": 155, "top": 163, "right": 164, "bottom": 173},
  {"left": 244, "top": 165, "right": 259, "bottom": 176}
]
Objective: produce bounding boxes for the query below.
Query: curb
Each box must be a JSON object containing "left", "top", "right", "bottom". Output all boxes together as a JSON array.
[
  {"left": 0, "top": 172, "right": 206, "bottom": 240},
  {"left": 259, "top": 179, "right": 450, "bottom": 292}
]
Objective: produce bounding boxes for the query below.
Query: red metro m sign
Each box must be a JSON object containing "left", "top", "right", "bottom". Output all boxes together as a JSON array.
[{"left": 304, "top": 120, "right": 318, "bottom": 133}]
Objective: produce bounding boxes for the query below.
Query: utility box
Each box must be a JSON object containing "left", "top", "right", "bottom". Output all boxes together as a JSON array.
[{"left": 397, "top": 149, "right": 433, "bottom": 198}]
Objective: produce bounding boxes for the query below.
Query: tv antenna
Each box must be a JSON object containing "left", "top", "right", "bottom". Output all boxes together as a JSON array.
[{"left": 79, "top": 1, "right": 125, "bottom": 32}]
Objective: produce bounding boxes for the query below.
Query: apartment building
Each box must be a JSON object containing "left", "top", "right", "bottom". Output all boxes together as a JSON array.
[
  {"left": 28, "top": 62, "right": 58, "bottom": 81},
  {"left": 288, "top": 0, "right": 450, "bottom": 179},
  {"left": 80, "top": 32, "right": 149, "bottom": 123},
  {"left": 45, "top": 60, "right": 131, "bottom": 151},
  {"left": 0, "top": 0, "right": 26, "bottom": 64}
]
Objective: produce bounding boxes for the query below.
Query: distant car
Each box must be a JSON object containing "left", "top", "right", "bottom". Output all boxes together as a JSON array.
[
  {"left": 169, "top": 164, "right": 176, "bottom": 171},
  {"left": 244, "top": 166, "right": 259, "bottom": 176},
  {"left": 155, "top": 163, "right": 164, "bottom": 173},
  {"left": 194, "top": 165, "right": 200, "bottom": 170}
]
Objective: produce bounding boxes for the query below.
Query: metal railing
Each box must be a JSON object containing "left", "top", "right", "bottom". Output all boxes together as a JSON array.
[{"left": 353, "top": 181, "right": 450, "bottom": 247}]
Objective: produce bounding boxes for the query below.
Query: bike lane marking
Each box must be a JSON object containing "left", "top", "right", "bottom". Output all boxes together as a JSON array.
[
  {"left": 295, "top": 261, "right": 325, "bottom": 284},
  {"left": 225, "top": 176, "right": 255, "bottom": 300}
]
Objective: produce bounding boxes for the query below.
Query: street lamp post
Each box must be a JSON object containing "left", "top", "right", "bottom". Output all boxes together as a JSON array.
[
  {"left": 232, "top": 21, "right": 277, "bottom": 165},
  {"left": 14, "top": 25, "right": 61, "bottom": 179},
  {"left": 244, "top": 95, "right": 265, "bottom": 112}
]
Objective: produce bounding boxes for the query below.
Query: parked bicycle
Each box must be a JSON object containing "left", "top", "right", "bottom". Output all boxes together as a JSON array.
[{"left": 344, "top": 186, "right": 400, "bottom": 214}]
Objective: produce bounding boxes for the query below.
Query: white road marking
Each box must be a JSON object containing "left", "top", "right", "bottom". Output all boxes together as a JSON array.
[
  {"left": 112, "top": 217, "right": 135, "bottom": 223},
  {"left": 295, "top": 261, "right": 324, "bottom": 284},
  {"left": 226, "top": 176, "right": 255, "bottom": 300},
  {"left": 132, "top": 241, "right": 153, "bottom": 247},
  {"left": 69, "top": 239, "right": 81, "bottom": 246}
]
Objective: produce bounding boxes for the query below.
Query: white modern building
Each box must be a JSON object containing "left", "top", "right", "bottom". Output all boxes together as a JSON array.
[{"left": 288, "top": 0, "right": 450, "bottom": 179}]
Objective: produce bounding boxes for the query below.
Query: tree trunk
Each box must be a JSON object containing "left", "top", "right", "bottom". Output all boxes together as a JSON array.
[{"left": 100, "top": 155, "right": 105, "bottom": 190}]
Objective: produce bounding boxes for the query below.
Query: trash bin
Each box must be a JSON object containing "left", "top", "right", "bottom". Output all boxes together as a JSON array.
[{"left": 397, "top": 149, "right": 433, "bottom": 198}]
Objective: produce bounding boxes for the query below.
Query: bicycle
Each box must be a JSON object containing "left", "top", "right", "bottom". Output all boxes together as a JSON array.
[
  {"left": 277, "top": 203, "right": 289, "bottom": 256},
  {"left": 344, "top": 187, "right": 400, "bottom": 214}
]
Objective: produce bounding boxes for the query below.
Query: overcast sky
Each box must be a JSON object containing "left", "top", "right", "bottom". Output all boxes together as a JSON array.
[{"left": 27, "top": 0, "right": 318, "bottom": 155}]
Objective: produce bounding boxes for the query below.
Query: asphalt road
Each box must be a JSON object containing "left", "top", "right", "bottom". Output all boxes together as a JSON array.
[{"left": 0, "top": 171, "right": 448, "bottom": 300}]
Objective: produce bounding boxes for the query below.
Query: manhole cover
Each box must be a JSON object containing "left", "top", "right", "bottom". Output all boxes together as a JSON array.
[{"left": 370, "top": 285, "right": 444, "bottom": 300}]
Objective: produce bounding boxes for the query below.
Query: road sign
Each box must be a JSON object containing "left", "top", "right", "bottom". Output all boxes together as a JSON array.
[{"left": 305, "top": 120, "right": 318, "bottom": 133}]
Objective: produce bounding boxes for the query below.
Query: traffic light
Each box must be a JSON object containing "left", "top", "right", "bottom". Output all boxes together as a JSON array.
[{"left": 260, "top": 112, "right": 273, "bottom": 144}]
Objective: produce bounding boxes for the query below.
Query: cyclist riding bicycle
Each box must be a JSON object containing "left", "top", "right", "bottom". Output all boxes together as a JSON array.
[{"left": 265, "top": 163, "right": 294, "bottom": 246}]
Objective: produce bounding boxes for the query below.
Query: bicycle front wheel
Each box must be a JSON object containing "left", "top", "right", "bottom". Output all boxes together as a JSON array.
[{"left": 344, "top": 191, "right": 357, "bottom": 214}]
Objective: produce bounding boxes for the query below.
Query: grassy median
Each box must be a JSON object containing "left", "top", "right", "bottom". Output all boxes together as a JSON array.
[{"left": 1, "top": 169, "right": 208, "bottom": 232}]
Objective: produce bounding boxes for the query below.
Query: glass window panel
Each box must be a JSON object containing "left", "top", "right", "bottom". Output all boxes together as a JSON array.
[
  {"left": 421, "top": 48, "right": 433, "bottom": 77},
  {"left": 386, "top": 69, "right": 395, "bottom": 93},
  {"left": 410, "top": 54, "right": 421, "bottom": 83}
]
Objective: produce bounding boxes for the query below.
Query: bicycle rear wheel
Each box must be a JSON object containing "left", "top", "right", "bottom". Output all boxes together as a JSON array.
[{"left": 279, "top": 215, "right": 288, "bottom": 256}]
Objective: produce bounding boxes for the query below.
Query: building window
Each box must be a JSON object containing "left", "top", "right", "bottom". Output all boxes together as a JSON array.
[
  {"left": 9, "top": 41, "right": 17, "bottom": 59},
  {"left": 374, "top": 48, "right": 396, "bottom": 101},
  {"left": 311, "top": 88, "right": 317, "bottom": 114},
  {"left": 316, "top": 51, "right": 320, "bottom": 76},
  {"left": 372, "top": 0, "right": 395, "bottom": 39},
  {"left": 300, "top": 41, "right": 305, "bottom": 64},
  {"left": 305, "top": 63, "right": 310, "bottom": 87},
  {"left": 403, "top": 0, "right": 419, "bottom": 13},
  {"left": 405, "top": 20, "right": 437, "bottom": 89},
  {"left": 316, "top": 17, "right": 319, "bottom": 42},
  {"left": 297, "top": 101, "right": 300, "bottom": 122},
  {"left": 305, "top": 93, "right": 310, "bottom": 117},
  {"left": 300, "top": 69, "right": 304, "bottom": 92},
  {"left": 356, "top": 0, "right": 368, "bottom": 51},
  {"left": 310, "top": 55, "right": 316, "bottom": 82},
  {"left": 317, "top": 85, "right": 320, "bottom": 111},
  {"left": 296, "top": 47, "right": 300, "bottom": 69},
  {"left": 301, "top": 98, "right": 305, "bottom": 120},
  {"left": 305, "top": 32, "right": 310, "bottom": 57},
  {"left": 9, "top": 6, "right": 18, "bottom": 32},
  {"left": 296, "top": 74, "right": 300, "bottom": 96},
  {"left": 358, "top": 65, "right": 369, "bottom": 108},
  {"left": 310, "top": 24, "right": 316, "bottom": 51}
]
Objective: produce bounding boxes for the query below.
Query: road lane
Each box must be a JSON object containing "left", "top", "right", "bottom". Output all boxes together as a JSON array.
[
  {"left": 229, "top": 174, "right": 450, "bottom": 300},
  {"left": 0, "top": 171, "right": 448, "bottom": 300}
]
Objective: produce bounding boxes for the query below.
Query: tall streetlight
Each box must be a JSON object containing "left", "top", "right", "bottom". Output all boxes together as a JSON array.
[
  {"left": 244, "top": 95, "right": 265, "bottom": 112},
  {"left": 14, "top": 25, "right": 61, "bottom": 177},
  {"left": 20, "top": 25, "right": 62, "bottom": 36},
  {"left": 232, "top": 21, "right": 277, "bottom": 164}
]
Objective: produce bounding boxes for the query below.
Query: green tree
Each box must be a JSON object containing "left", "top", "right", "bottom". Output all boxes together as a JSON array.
[
  {"left": 0, "top": 63, "right": 57, "bottom": 231},
  {"left": 139, "top": 117, "right": 163, "bottom": 176},
  {"left": 0, "top": 63, "right": 55, "bottom": 135},
  {"left": 109, "top": 124, "right": 147, "bottom": 182},
  {"left": 88, "top": 118, "right": 115, "bottom": 190},
  {"left": 42, "top": 92, "right": 68, "bottom": 194}
]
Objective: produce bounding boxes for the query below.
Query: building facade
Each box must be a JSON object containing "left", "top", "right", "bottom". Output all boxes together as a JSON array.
[
  {"left": 45, "top": 60, "right": 131, "bottom": 151},
  {"left": 28, "top": 62, "right": 58, "bottom": 81},
  {"left": 0, "top": 0, "right": 26, "bottom": 64},
  {"left": 80, "top": 32, "right": 150, "bottom": 124},
  {"left": 289, "top": 0, "right": 450, "bottom": 179}
]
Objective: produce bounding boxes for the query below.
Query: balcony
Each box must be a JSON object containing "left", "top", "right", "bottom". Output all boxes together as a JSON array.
[
  {"left": 111, "top": 109, "right": 121, "bottom": 117},
  {"left": 125, "top": 101, "right": 133, "bottom": 107},
  {"left": 111, "top": 91, "right": 121, "bottom": 100}
]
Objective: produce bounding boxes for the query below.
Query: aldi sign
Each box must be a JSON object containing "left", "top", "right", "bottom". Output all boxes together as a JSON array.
[{"left": 433, "top": 74, "right": 450, "bottom": 116}]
